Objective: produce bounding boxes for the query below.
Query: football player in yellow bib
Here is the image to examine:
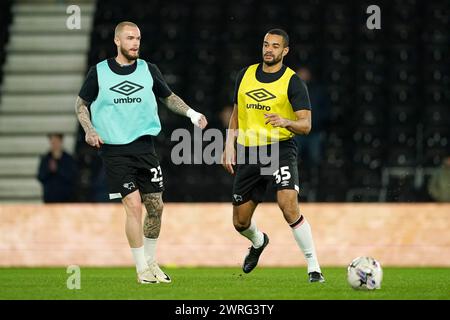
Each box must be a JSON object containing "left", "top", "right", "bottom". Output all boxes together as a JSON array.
[{"left": 222, "top": 29, "right": 324, "bottom": 283}]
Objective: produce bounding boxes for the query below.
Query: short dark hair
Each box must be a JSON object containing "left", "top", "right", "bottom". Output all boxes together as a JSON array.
[
  {"left": 267, "top": 28, "right": 289, "bottom": 47},
  {"left": 47, "top": 133, "right": 63, "bottom": 140}
]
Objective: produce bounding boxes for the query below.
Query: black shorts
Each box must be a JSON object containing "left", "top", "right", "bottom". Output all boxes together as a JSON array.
[
  {"left": 232, "top": 139, "right": 299, "bottom": 206},
  {"left": 101, "top": 153, "right": 164, "bottom": 200}
]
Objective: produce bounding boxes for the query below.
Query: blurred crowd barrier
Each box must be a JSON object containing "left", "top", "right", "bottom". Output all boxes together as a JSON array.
[{"left": 0, "top": 203, "right": 449, "bottom": 267}]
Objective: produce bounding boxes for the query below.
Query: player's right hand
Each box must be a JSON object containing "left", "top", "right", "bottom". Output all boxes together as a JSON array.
[
  {"left": 85, "top": 130, "right": 104, "bottom": 148},
  {"left": 222, "top": 144, "right": 236, "bottom": 175}
]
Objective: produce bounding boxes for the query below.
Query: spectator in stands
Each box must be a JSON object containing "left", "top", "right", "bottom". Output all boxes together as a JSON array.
[
  {"left": 294, "top": 66, "right": 330, "bottom": 168},
  {"left": 37, "top": 133, "right": 78, "bottom": 203},
  {"left": 428, "top": 156, "right": 450, "bottom": 202}
]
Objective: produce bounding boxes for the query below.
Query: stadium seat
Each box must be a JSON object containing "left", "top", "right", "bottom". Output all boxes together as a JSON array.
[
  {"left": 354, "top": 105, "right": 386, "bottom": 127},
  {"left": 424, "top": 45, "right": 449, "bottom": 64},
  {"left": 356, "top": 85, "right": 385, "bottom": 106},
  {"left": 392, "top": 3, "right": 417, "bottom": 22},
  {"left": 323, "top": 24, "right": 352, "bottom": 43},
  {"left": 389, "top": 65, "right": 419, "bottom": 86},
  {"left": 356, "top": 64, "right": 385, "bottom": 85},
  {"left": 353, "top": 127, "right": 384, "bottom": 147},
  {"left": 390, "top": 24, "right": 418, "bottom": 43},
  {"left": 423, "top": 148, "right": 448, "bottom": 167},
  {"left": 389, "top": 44, "right": 419, "bottom": 65},
  {"left": 421, "top": 105, "right": 449, "bottom": 126},
  {"left": 324, "top": 4, "right": 352, "bottom": 25},
  {"left": 389, "top": 85, "right": 419, "bottom": 106},
  {"left": 388, "top": 126, "right": 417, "bottom": 149},
  {"left": 424, "top": 85, "right": 449, "bottom": 104},
  {"left": 386, "top": 147, "right": 418, "bottom": 167},
  {"left": 352, "top": 148, "right": 384, "bottom": 170},
  {"left": 291, "top": 44, "right": 320, "bottom": 66},
  {"left": 388, "top": 105, "right": 418, "bottom": 126}
]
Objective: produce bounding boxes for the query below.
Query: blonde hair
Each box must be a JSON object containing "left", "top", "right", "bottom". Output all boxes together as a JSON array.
[{"left": 114, "top": 21, "right": 139, "bottom": 37}]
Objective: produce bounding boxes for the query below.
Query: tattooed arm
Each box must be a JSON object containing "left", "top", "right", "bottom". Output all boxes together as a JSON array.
[
  {"left": 159, "top": 93, "right": 189, "bottom": 116},
  {"left": 142, "top": 192, "right": 164, "bottom": 239},
  {"left": 160, "top": 93, "right": 208, "bottom": 129},
  {"left": 75, "top": 96, "right": 104, "bottom": 148}
]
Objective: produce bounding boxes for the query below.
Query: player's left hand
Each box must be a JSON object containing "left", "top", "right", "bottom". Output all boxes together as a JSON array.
[{"left": 264, "top": 113, "right": 290, "bottom": 128}]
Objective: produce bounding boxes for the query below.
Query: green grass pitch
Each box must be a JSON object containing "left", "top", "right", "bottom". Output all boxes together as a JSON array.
[{"left": 0, "top": 267, "right": 449, "bottom": 300}]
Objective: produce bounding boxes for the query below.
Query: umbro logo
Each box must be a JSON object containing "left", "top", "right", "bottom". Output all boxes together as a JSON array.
[
  {"left": 245, "top": 88, "right": 276, "bottom": 102},
  {"left": 110, "top": 81, "right": 144, "bottom": 96}
]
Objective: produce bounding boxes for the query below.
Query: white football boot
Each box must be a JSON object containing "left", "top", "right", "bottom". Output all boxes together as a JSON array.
[
  {"left": 148, "top": 261, "right": 171, "bottom": 283},
  {"left": 137, "top": 268, "right": 159, "bottom": 284}
]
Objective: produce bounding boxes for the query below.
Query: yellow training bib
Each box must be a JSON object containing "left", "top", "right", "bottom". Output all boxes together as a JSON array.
[{"left": 237, "top": 64, "right": 297, "bottom": 146}]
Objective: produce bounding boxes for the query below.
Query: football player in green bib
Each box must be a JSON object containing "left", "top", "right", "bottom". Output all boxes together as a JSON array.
[{"left": 76, "top": 22, "right": 207, "bottom": 284}]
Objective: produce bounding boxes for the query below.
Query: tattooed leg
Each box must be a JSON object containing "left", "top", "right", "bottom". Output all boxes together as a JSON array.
[
  {"left": 142, "top": 192, "right": 163, "bottom": 265},
  {"left": 142, "top": 192, "right": 164, "bottom": 239}
]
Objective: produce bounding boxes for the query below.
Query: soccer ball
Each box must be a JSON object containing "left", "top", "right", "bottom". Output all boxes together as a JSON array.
[{"left": 347, "top": 256, "right": 383, "bottom": 290}]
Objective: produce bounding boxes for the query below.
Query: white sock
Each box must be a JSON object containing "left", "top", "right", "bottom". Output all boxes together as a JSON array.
[
  {"left": 290, "top": 216, "right": 321, "bottom": 274},
  {"left": 130, "top": 246, "right": 148, "bottom": 273},
  {"left": 144, "top": 237, "right": 157, "bottom": 265},
  {"left": 239, "top": 220, "right": 264, "bottom": 248}
]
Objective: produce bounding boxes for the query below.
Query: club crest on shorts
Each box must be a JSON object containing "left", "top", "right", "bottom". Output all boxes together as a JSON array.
[
  {"left": 233, "top": 194, "right": 243, "bottom": 202},
  {"left": 123, "top": 182, "right": 136, "bottom": 190}
]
